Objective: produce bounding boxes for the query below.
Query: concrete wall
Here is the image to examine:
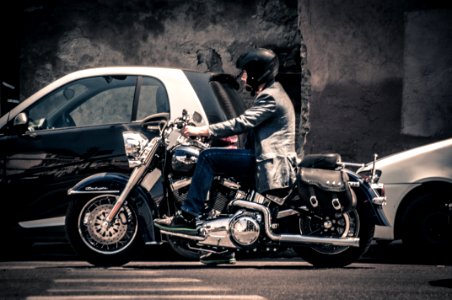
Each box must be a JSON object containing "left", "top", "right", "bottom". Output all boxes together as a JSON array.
[
  {"left": 20, "top": 0, "right": 301, "bottom": 99},
  {"left": 402, "top": 9, "right": 452, "bottom": 137},
  {"left": 299, "top": 0, "right": 452, "bottom": 161}
]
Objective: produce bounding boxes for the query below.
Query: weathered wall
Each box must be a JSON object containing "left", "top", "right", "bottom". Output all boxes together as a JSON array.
[
  {"left": 20, "top": 0, "right": 301, "bottom": 99},
  {"left": 17, "top": 0, "right": 452, "bottom": 163},
  {"left": 402, "top": 9, "right": 452, "bottom": 137},
  {"left": 20, "top": 0, "right": 307, "bottom": 156},
  {"left": 299, "top": 0, "right": 452, "bottom": 161}
]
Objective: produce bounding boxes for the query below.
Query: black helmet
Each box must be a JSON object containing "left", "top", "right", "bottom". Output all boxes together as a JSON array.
[{"left": 236, "top": 48, "right": 279, "bottom": 92}]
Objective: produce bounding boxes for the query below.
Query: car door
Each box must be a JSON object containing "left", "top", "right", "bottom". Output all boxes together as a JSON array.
[{"left": 1, "top": 74, "right": 170, "bottom": 230}]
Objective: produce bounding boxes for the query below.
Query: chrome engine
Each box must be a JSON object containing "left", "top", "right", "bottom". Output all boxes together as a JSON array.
[
  {"left": 159, "top": 198, "right": 361, "bottom": 251},
  {"left": 198, "top": 210, "right": 262, "bottom": 248}
]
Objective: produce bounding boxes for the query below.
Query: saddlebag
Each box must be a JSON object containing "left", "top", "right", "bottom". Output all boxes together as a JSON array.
[{"left": 297, "top": 167, "right": 356, "bottom": 213}]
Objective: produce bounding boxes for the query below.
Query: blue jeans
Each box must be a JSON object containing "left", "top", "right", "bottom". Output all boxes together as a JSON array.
[{"left": 181, "top": 148, "right": 255, "bottom": 217}]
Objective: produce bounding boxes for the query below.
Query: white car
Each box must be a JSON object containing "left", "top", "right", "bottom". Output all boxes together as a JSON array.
[{"left": 357, "top": 138, "right": 452, "bottom": 254}]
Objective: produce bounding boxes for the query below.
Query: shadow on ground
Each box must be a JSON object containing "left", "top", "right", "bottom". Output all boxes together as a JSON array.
[{"left": 2, "top": 240, "right": 450, "bottom": 266}]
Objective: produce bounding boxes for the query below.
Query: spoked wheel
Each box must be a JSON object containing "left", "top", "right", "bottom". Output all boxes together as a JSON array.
[
  {"left": 66, "top": 194, "right": 143, "bottom": 266},
  {"left": 293, "top": 205, "right": 375, "bottom": 267}
]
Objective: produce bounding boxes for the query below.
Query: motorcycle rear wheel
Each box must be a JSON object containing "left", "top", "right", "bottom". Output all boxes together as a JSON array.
[
  {"left": 293, "top": 204, "right": 375, "bottom": 268},
  {"left": 65, "top": 194, "right": 143, "bottom": 267}
]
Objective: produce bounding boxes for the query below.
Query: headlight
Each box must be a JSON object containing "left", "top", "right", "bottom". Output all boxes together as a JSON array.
[{"left": 122, "top": 131, "right": 149, "bottom": 168}]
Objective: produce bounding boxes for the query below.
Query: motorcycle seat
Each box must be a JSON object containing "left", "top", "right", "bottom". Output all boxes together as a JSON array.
[{"left": 298, "top": 153, "right": 342, "bottom": 170}]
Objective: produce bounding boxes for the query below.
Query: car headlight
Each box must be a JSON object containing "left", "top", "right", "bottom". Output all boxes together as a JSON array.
[{"left": 122, "top": 131, "right": 149, "bottom": 168}]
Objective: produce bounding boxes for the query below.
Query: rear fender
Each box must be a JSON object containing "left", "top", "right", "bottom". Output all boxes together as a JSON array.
[
  {"left": 67, "top": 172, "right": 158, "bottom": 242},
  {"left": 347, "top": 171, "right": 389, "bottom": 226}
]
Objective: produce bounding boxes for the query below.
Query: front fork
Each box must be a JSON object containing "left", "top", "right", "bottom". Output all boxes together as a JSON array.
[
  {"left": 104, "top": 165, "right": 146, "bottom": 224},
  {"left": 104, "top": 138, "right": 160, "bottom": 225}
]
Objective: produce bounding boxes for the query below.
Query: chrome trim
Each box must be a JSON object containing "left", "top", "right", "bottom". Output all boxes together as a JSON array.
[
  {"left": 372, "top": 196, "right": 387, "bottom": 205},
  {"left": 341, "top": 162, "right": 365, "bottom": 168},
  {"left": 348, "top": 181, "right": 360, "bottom": 188},
  {"left": 67, "top": 189, "right": 120, "bottom": 195},
  {"left": 198, "top": 217, "right": 236, "bottom": 248},
  {"left": 19, "top": 216, "right": 65, "bottom": 228},
  {"left": 231, "top": 200, "right": 360, "bottom": 247},
  {"left": 159, "top": 230, "right": 205, "bottom": 241},
  {"left": 170, "top": 177, "right": 192, "bottom": 191},
  {"left": 276, "top": 209, "right": 300, "bottom": 219}
]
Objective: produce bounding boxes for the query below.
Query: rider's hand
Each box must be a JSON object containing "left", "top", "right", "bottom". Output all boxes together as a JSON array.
[{"left": 181, "top": 125, "right": 210, "bottom": 137}]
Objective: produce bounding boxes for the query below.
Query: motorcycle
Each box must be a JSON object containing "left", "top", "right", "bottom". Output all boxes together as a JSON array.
[{"left": 65, "top": 110, "right": 388, "bottom": 267}]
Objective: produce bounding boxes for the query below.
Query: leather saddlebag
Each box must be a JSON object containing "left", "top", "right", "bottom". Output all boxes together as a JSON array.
[{"left": 297, "top": 167, "right": 357, "bottom": 213}]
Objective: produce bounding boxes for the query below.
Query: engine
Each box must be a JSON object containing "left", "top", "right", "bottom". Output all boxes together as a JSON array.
[
  {"left": 198, "top": 210, "right": 262, "bottom": 249},
  {"left": 169, "top": 143, "right": 263, "bottom": 249}
]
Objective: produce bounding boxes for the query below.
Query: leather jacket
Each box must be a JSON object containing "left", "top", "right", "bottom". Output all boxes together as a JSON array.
[{"left": 209, "top": 81, "right": 298, "bottom": 193}]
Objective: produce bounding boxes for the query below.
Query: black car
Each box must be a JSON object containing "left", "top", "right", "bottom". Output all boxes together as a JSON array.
[{"left": 0, "top": 66, "right": 246, "bottom": 249}]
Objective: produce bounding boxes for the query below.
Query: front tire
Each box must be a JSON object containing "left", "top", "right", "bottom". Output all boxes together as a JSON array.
[
  {"left": 293, "top": 204, "right": 375, "bottom": 268},
  {"left": 65, "top": 194, "right": 143, "bottom": 267}
]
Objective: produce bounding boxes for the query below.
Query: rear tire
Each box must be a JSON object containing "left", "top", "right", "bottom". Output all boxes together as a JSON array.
[
  {"left": 65, "top": 194, "right": 143, "bottom": 267},
  {"left": 293, "top": 204, "right": 375, "bottom": 268}
]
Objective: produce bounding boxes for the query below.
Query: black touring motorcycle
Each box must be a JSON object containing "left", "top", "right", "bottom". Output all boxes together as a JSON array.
[{"left": 65, "top": 110, "right": 388, "bottom": 267}]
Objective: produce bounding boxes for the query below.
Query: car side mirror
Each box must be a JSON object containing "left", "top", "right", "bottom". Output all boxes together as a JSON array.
[{"left": 12, "top": 112, "right": 29, "bottom": 133}]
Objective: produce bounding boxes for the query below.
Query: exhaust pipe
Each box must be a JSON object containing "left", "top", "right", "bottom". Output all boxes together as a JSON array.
[
  {"left": 231, "top": 200, "right": 360, "bottom": 248},
  {"left": 159, "top": 229, "right": 205, "bottom": 241}
]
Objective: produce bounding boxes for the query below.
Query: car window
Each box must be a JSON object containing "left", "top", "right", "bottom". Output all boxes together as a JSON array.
[
  {"left": 183, "top": 71, "right": 227, "bottom": 123},
  {"left": 209, "top": 80, "right": 247, "bottom": 119},
  {"left": 136, "top": 76, "right": 170, "bottom": 120},
  {"left": 183, "top": 71, "right": 246, "bottom": 123},
  {"left": 25, "top": 75, "right": 137, "bottom": 131}
]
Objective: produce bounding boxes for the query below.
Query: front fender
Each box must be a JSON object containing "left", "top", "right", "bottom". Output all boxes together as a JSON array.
[
  {"left": 68, "top": 172, "right": 129, "bottom": 195},
  {"left": 67, "top": 172, "right": 158, "bottom": 243},
  {"left": 347, "top": 171, "right": 389, "bottom": 226}
]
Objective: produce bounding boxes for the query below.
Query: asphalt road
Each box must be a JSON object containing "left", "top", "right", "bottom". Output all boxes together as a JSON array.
[
  {"left": 1, "top": 242, "right": 451, "bottom": 300},
  {"left": 1, "top": 258, "right": 451, "bottom": 299}
]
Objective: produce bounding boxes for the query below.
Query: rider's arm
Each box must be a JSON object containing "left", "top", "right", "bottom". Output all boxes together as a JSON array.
[{"left": 208, "top": 93, "right": 276, "bottom": 138}]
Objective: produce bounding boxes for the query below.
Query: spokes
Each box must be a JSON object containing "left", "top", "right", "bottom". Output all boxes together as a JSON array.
[
  {"left": 299, "top": 210, "right": 360, "bottom": 254},
  {"left": 78, "top": 195, "right": 138, "bottom": 254}
]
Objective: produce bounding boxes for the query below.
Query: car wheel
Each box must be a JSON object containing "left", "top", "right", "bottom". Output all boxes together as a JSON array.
[{"left": 401, "top": 191, "right": 452, "bottom": 256}]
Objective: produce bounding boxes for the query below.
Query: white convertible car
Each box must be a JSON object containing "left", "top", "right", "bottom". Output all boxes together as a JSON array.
[{"left": 357, "top": 138, "right": 452, "bottom": 254}]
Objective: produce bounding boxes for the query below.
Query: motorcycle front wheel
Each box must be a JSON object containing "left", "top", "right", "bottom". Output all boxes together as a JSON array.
[
  {"left": 65, "top": 194, "right": 143, "bottom": 267},
  {"left": 293, "top": 203, "right": 375, "bottom": 268}
]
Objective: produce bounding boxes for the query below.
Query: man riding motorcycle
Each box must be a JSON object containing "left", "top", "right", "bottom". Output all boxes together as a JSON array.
[{"left": 156, "top": 47, "right": 299, "bottom": 265}]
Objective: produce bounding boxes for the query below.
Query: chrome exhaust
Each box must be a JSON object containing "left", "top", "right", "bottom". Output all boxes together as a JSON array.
[
  {"left": 231, "top": 200, "right": 360, "bottom": 248},
  {"left": 159, "top": 229, "right": 205, "bottom": 241}
]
